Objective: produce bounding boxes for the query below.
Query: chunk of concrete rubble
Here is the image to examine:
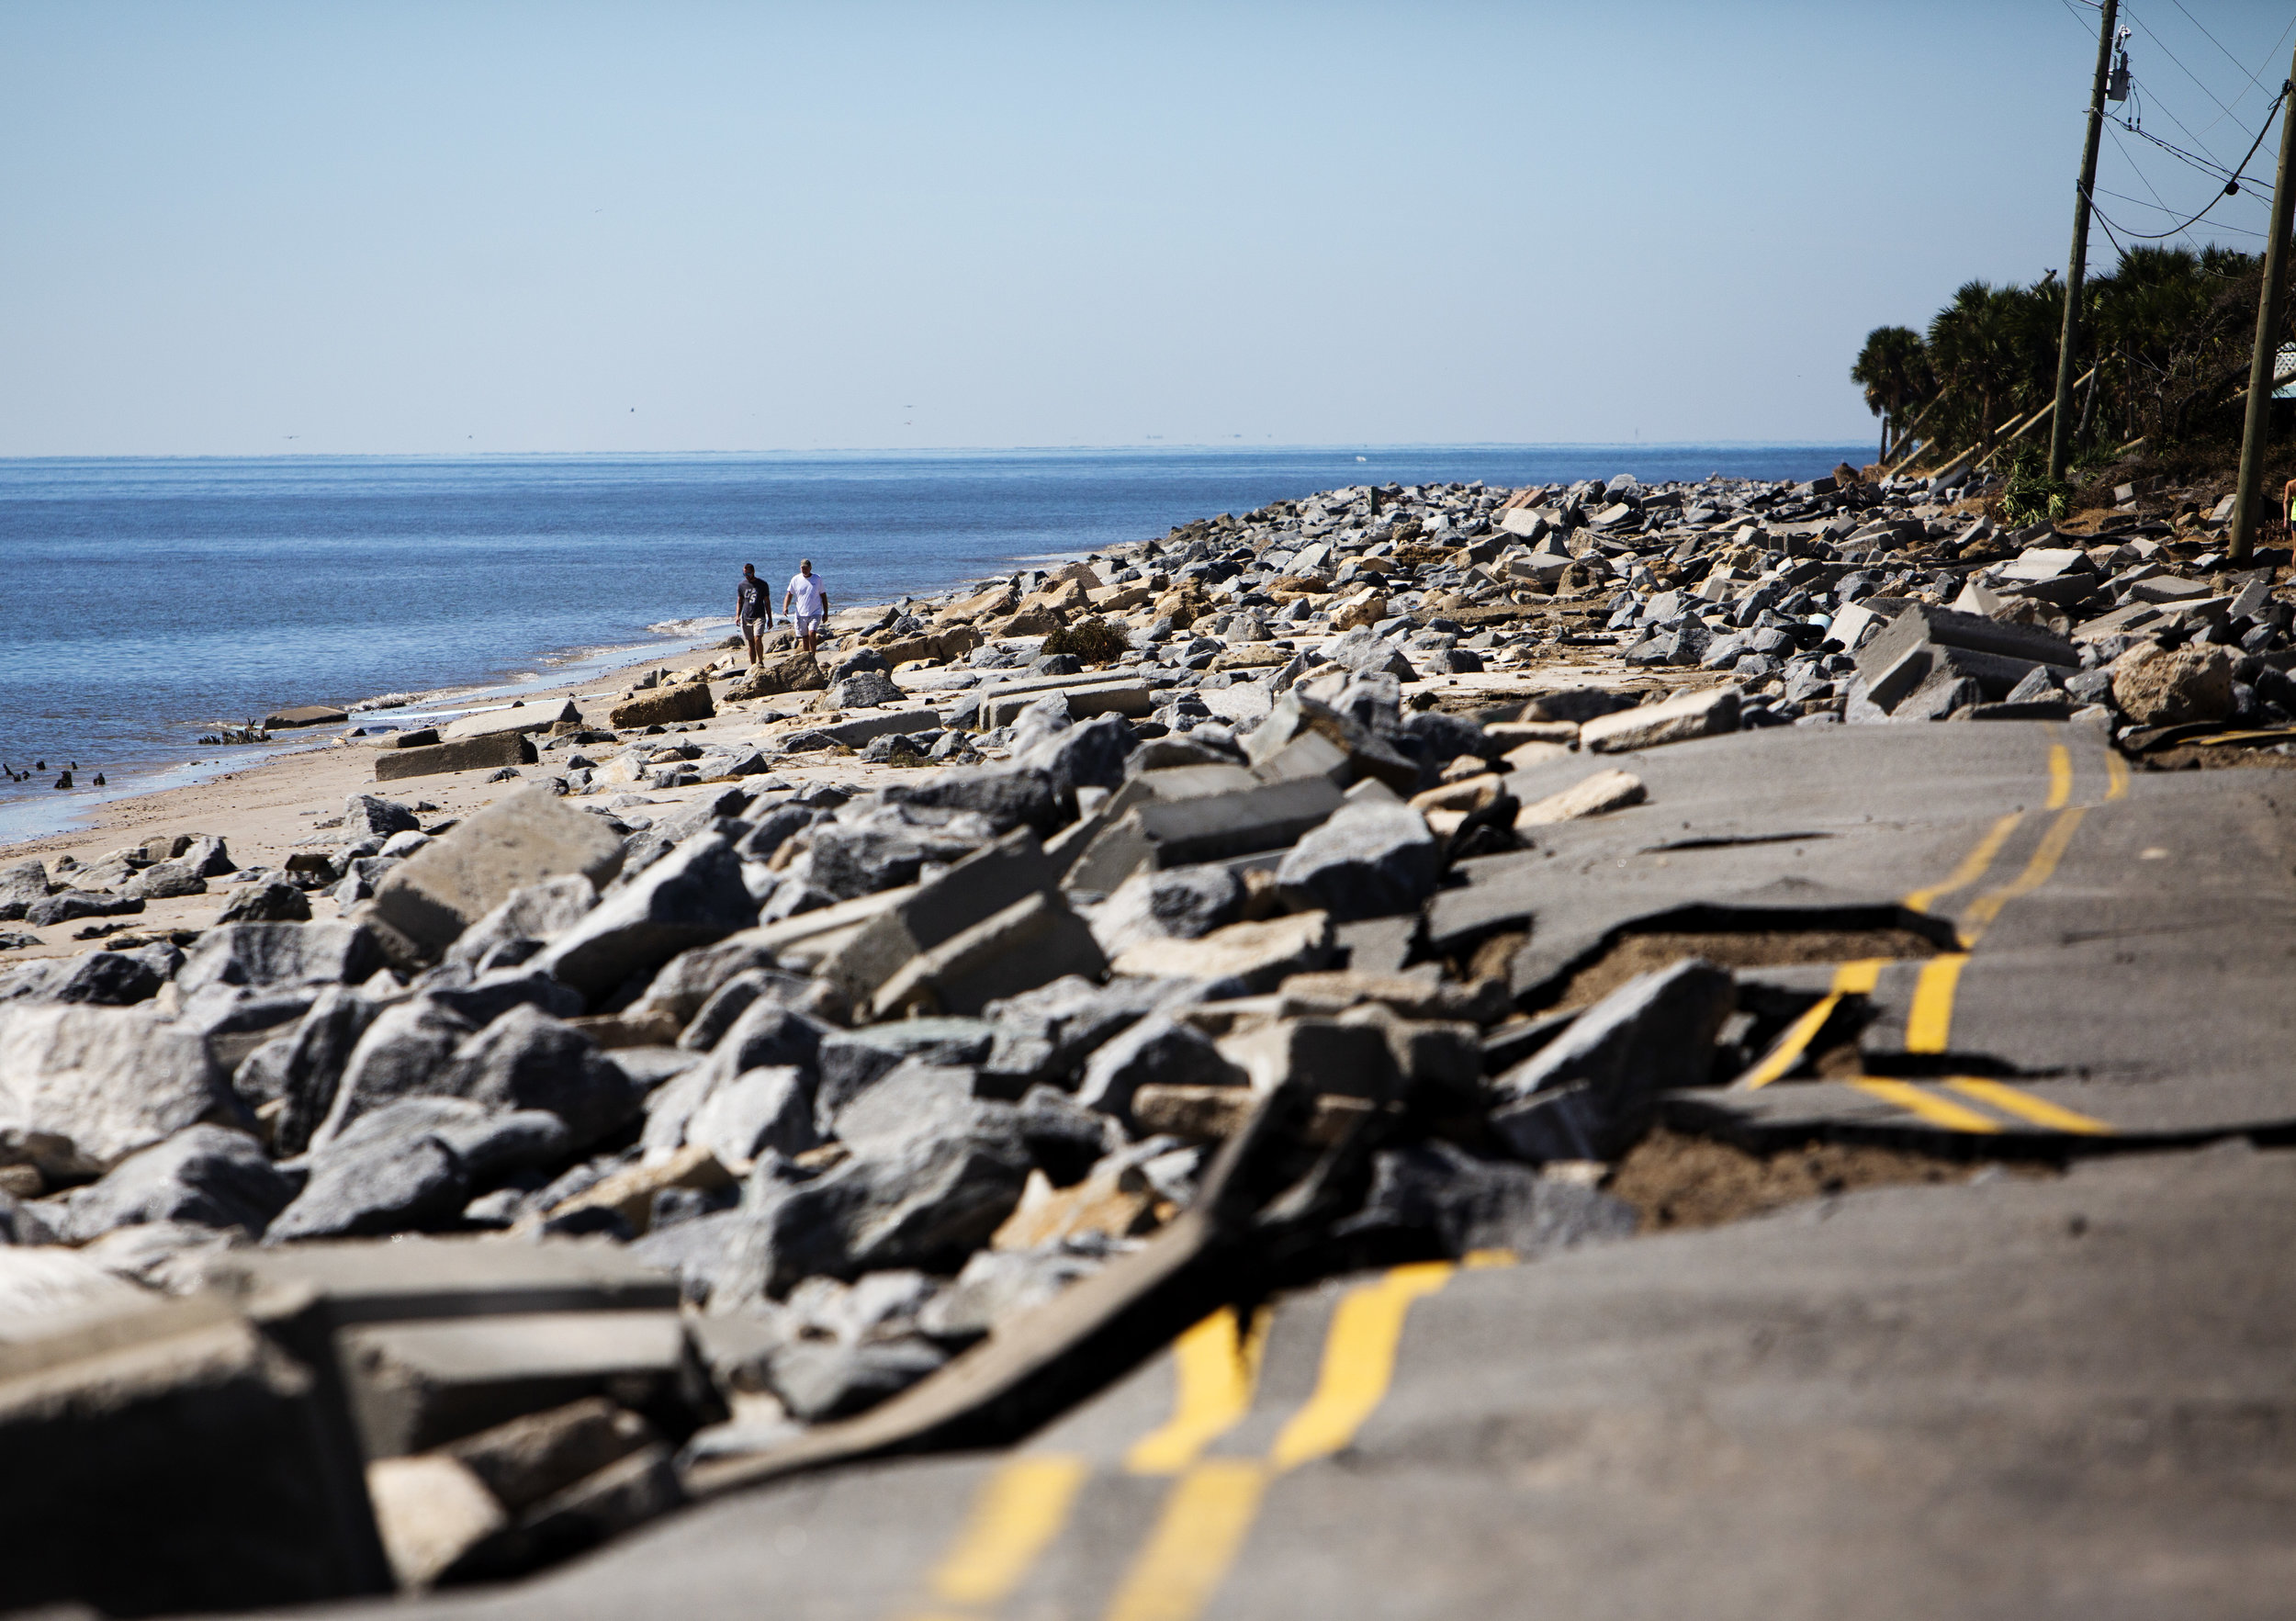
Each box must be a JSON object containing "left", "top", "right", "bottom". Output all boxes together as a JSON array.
[
  {"left": 533, "top": 831, "right": 757, "bottom": 1001},
  {"left": 1518, "top": 768, "right": 1647, "bottom": 825},
  {"left": 1244, "top": 690, "right": 1420, "bottom": 794},
  {"left": 1488, "top": 959, "right": 1735, "bottom": 1162},
  {"left": 367, "top": 1453, "right": 509, "bottom": 1589},
  {"left": 1581, "top": 686, "right": 1740, "bottom": 753},
  {"left": 1110, "top": 910, "right": 1335, "bottom": 994},
  {"left": 2110, "top": 639, "right": 2236, "bottom": 726},
  {"left": 608, "top": 681, "right": 714, "bottom": 730},
  {"left": 1216, "top": 1016, "right": 1401, "bottom": 1099},
  {"left": 1074, "top": 1013, "right": 1244, "bottom": 1120},
  {"left": 871, "top": 890, "right": 1107, "bottom": 1019},
  {"left": 0, "top": 1004, "right": 235, "bottom": 1176},
  {"left": 374, "top": 789, "right": 625, "bottom": 959},
  {"left": 336, "top": 1307, "right": 691, "bottom": 1457},
  {"left": 377, "top": 732, "right": 537, "bottom": 782},
  {"left": 1065, "top": 777, "right": 1347, "bottom": 894},
  {"left": 0, "top": 1290, "right": 392, "bottom": 1615},
  {"left": 822, "top": 827, "right": 1056, "bottom": 1007},
  {"left": 1334, "top": 1141, "right": 1638, "bottom": 1259},
  {"left": 1274, "top": 799, "right": 1440, "bottom": 921}
]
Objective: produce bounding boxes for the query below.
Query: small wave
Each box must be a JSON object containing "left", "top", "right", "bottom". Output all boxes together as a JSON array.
[
  {"left": 647, "top": 616, "right": 737, "bottom": 637},
  {"left": 350, "top": 692, "right": 420, "bottom": 713}
]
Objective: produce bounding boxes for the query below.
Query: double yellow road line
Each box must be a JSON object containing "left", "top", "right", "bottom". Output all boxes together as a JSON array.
[
  {"left": 1740, "top": 738, "right": 2128, "bottom": 1134},
  {"left": 901, "top": 1255, "right": 1508, "bottom": 1621}
]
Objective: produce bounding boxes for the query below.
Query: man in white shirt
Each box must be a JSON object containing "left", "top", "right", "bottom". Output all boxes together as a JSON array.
[{"left": 782, "top": 558, "right": 830, "bottom": 657}]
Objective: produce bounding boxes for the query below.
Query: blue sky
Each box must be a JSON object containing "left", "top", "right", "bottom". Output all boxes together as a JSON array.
[{"left": 3, "top": 1, "right": 2291, "bottom": 455}]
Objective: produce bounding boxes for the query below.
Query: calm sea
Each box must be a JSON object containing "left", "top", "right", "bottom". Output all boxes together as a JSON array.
[{"left": 0, "top": 445, "right": 1867, "bottom": 841}]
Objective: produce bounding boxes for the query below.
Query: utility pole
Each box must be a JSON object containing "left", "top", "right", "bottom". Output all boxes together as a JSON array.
[
  {"left": 2229, "top": 51, "right": 2296, "bottom": 564},
  {"left": 2047, "top": 0, "right": 2120, "bottom": 484}
]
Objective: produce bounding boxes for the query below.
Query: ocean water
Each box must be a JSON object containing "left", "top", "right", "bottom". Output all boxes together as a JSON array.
[{"left": 0, "top": 445, "right": 1866, "bottom": 839}]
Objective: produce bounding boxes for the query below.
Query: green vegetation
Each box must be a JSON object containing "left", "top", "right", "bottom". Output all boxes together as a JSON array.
[
  {"left": 1041, "top": 615, "right": 1128, "bottom": 664},
  {"left": 1853, "top": 245, "right": 2284, "bottom": 476}
]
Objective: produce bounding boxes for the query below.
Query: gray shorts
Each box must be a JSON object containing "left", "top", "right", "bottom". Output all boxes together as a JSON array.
[
  {"left": 740, "top": 614, "right": 766, "bottom": 635},
  {"left": 795, "top": 614, "right": 824, "bottom": 636}
]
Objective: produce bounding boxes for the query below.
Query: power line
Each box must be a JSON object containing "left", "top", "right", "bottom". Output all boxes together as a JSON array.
[
  {"left": 2094, "top": 82, "right": 2288, "bottom": 240},
  {"left": 2164, "top": 0, "right": 2287, "bottom": 106}
]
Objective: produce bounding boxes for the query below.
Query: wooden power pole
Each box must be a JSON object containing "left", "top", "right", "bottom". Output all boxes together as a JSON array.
[
  {"left": 2230, "top": 54, "right": 2296, "bottom": 564},
  {"left": 2047, "top": 0, "right": 2119, "bottom": 485}
]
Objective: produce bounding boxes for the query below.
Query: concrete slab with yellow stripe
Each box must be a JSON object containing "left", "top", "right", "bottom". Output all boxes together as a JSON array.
[
  {"left": 1442, "top": 719, "right": 2296, "bottom": 1148},
  {"left": 358, "top": 1148, "right": 2296, "bottom": 1621}
]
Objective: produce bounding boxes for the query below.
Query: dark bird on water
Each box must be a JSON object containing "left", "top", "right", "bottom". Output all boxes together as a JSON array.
[{"left": 92, "top": 773, "right": 105, "bottom": 786}]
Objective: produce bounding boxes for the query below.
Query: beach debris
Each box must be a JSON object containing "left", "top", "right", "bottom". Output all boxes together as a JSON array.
[{"left": 0, "top": 464, "right": 2290, "bottom": 1615}]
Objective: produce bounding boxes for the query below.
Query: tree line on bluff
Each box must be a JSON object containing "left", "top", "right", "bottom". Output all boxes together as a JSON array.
[{"left": 1851, "top": 244, "right": 2290, "bottom": 481}]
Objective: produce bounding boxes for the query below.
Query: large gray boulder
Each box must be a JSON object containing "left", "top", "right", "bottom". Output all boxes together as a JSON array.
[
  {"left": 0, "top": 949, "right": 172, "bottom": 1007},
  {"left": 268, "top": 1098, "right": 569, "bottom": 1243},
  {"left": 1275, "top": 800, "right": 1440, "bottom": 921},
  {"left": 342, "top": 794, "right": 419, "bottom": 842},
  {"left": 63, "top": 1124, "right": 298, "bottom": 1243},
  {"left": 440, "top": 874, "right": 599, "bottom": 974},
  {"left": 372, "top": 789, "right": 625, "bottom": 959},
  {"left": 0, "top": 1005, "right": 237, "bottom": 1177},
  {"left": 1087, "top": 863, "right": 1245, "bottom": 957},
  {"left": 446, "top": 1006, "right": 638, "bottom": 1150},
  {"left": 175, "top": 922, "right": 386, "bottom": 998},
  {"left": 307, "top": 998, "right": 476, "bottom": 1151},
  {"left": 1073, "top": 1014, "right": 1242, "bottom": 1121},
  {"left": 1334, "top": 1141, "right": 1638, "bottom": 1258},
  {"left": 531, "top": 833, "right": 755, "bottom": 1001},
  {"left": 0, "top": 859, "right": 49, "bottom": 922},
  {"left": 714, "top": 1130, "right": 1030, "bottom": 1304}
]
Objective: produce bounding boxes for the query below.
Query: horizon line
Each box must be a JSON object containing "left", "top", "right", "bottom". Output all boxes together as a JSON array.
[{"left": 0, "top": 438, "right": 1877, "bottom": 464}]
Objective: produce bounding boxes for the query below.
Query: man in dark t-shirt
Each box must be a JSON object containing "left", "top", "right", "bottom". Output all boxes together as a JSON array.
[{"left": 737, "top": 563, "right": 772, "bottom": 665}]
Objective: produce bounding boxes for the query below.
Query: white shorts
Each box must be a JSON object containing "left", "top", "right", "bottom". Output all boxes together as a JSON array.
[{"left": 795, "top": 614, "right": 824, "bottom": 636}]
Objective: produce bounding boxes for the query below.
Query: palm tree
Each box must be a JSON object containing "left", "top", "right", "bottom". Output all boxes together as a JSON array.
[{"left": 1851, "top": 326, "right": 1933, "bottom": 460}]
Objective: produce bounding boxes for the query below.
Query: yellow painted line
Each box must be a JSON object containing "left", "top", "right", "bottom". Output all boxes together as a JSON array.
[
  {"left": 1266, "top": 1261, "right": 1453, "bottom": 1472},
  {"left": 1959, "top": 805, "right": 2087, "bottom": 939},
  {"left": 1846, "top": 1077, "right": 2003, "bottom": 1133},
  {"left": 2105, "top": 749, "right": 2130, "bottom": 800},
  {"left": 1904, "top": 953, "right": 1968, "bottom": 1054},
  {"left": 1125, "top": 1308, "right": 1268, "bottom": 1476},
  {"left": 921, "top": 1453, "right": 1091, "bottom": 1612},
  {"left": 2045, "top": 742, "right": 2072, "bottom": 809},
  {"left": 1902, "top": 811, "right": 2023, "bottom": 915},
  {"left": 1738, "top": 957, "right": 1889, "bottom": 1090},
  {"left": 1832, "top": 958, "right": 1885, "bottom": 996},
  {"left": 1099, "top": 1459, "right": 1269, "bottom": 1621},
  {"left": 1944, "top": 1077, "right": 2115, "bottom": 1135},
  {"left": 1739, "top": 993, "right": 1839, "bottom": 1089}
]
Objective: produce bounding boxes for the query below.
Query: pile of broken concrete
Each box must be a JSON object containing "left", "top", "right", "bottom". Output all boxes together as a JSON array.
[{"left": 3, "top": 465, "right": 2290, "bottom": 1615}]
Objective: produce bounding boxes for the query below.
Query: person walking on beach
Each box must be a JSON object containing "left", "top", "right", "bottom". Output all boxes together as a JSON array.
[
  {"left": 736, "top": 563, "right": 772, "bottom": 665},
  {"left": 783, "top": 558, "right": 830, "bottom": 658}
]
